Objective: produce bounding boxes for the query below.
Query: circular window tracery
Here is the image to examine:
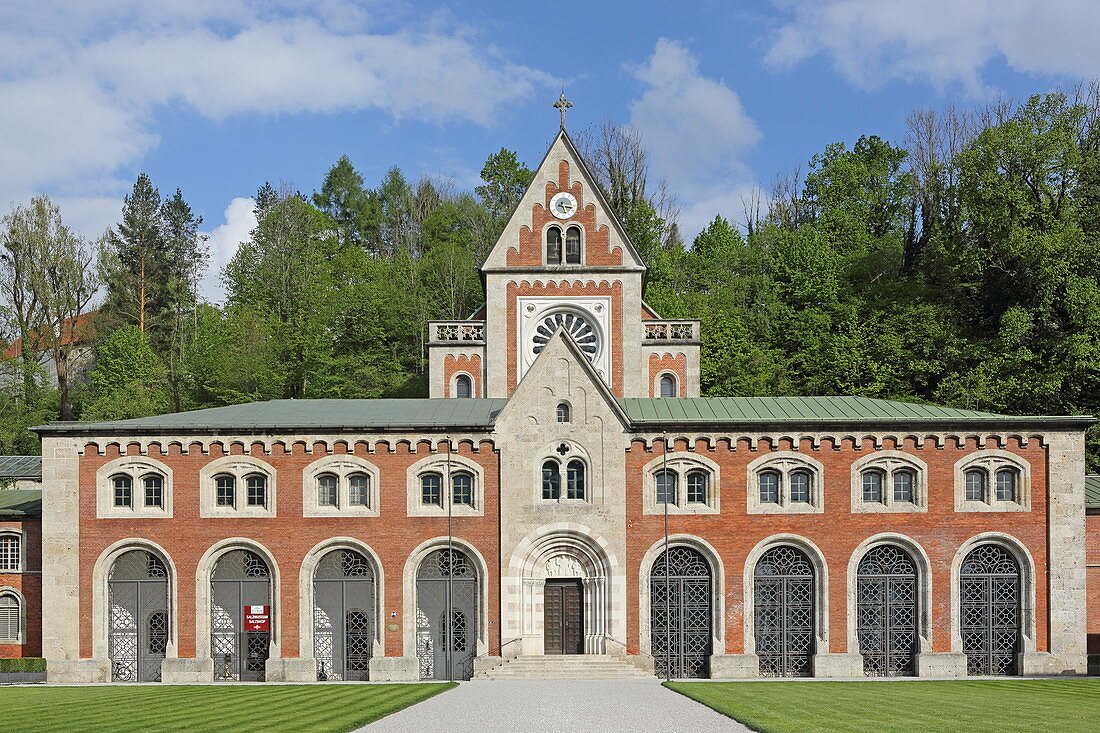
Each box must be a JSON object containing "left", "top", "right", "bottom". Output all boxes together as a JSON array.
[{"left": 532, "top": 311, "right": 599, "bottom": 360}]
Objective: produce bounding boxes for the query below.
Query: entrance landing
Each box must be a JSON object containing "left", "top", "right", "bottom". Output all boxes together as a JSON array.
[{"left": 360, "top": 679, "right": 749, "bottom": 732}]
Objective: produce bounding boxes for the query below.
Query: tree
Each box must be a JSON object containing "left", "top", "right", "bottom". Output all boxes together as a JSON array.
[
  {"left": 101, "top": 174, "right": 169, "bottom": 336},
  {"left": 313, "top": 156, "right": 382, "bottom": 251},
  {"left": 84, "top": 325, "right": 170, "bottom": 420},
  {"left": 476, "top": 148, "right": 533, "bottom": 224},
  {"left": 160, "top": 189, "right": 208, "bottom": 410}
]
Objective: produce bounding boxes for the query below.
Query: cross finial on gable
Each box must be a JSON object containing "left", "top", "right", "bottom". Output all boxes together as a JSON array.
[{"left": 554, "top": 92, "right": 573, "bottom": 129}]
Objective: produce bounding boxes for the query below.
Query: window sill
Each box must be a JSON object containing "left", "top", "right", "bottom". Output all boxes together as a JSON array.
[
  {"left": 98, "top": 507, "right": 173, "bottom": 519},
  {"left": 851, "top": 501, "right": 927, "bottom": 514},
  {"left": 408, "top": 504, "right": 483, "bottom": 518},
  {"left": 955, "top": 500, "right": 1029, "bottom": 513},
  {"left": 644, "top": 503, "right": 719, "bottom": 516},
  {"left": 304, "top": 506, "right": 379, "bottom": 518},
  {"left": 200, "top": 506, "right": 276, "bottom": 519},
  {"left": 747, "top": 501, "right": 823, "bottom": 515}
]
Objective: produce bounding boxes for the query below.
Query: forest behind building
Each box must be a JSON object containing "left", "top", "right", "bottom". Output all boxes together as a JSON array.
[{"left": 2, "top": 91, "right": 1098, "bottom": 469}]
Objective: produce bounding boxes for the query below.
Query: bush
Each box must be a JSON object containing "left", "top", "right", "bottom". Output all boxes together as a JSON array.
[{"left": 0, "top": 657, "right": 46, "bottom": 672}]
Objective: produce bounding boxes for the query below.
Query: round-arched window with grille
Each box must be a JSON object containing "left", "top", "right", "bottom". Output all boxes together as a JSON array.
[
  {"left": 754, "top": 545, "right": 814, "bottom": 677},
  {"left": 857, "top": 544, "right": 918, "bottom": 676},
  {"left": 960, "top": 544, "right": 1020, "bottom": 675},
  {"left": 651, "top": 546, "right": 712, "bottom": 678}
]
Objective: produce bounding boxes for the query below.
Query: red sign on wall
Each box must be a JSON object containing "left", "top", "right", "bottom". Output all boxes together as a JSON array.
[{"left": 244, "top": 605, "right": 270, "bottom": 631}]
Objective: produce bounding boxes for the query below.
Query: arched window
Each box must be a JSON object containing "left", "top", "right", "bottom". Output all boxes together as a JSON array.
[
  {"left": 109, "top": 550, "right": 169, "bottom": 681},
  {"left": 565, "top": 226, "right": 581, "bottom": 263},
  {"left": 857, "top": 545, "right": 918, "bottom": 676},
  {"left": 215, "top": 474, "right": 236, "bottom": 507},
  {"left": 211, "top": 550, "right": 270, "bottom": 681},
  {"left": 759, "top": 470, "right": 780, "bottom": 504},
  {"left": 421, "top": 473, "right": 442, "bottom": 506},
  {"left": 0, "top": 593, "right": 21, "bottom": 642},
  {"left": 349, "top": 474, "right": 370, "bottom": 507},
  {"left": 556, "top": 403, "right": 571, "bottom": 423},
  {"left": 314, "top": 549, "right": 375, "bottom": 681},
  {"left": 566, "top": 460, "right": 585, "bottom": 500},
  {"left": 452, "top": 472, "right": 473, "bottom": 506},
  {"left": 542, "top": 460, "right": 560, "bottom": 500},
  {"left": 789, "top": 470, "right": 811, "bottom": 503},
  {"left": 546, "top": 227, "right": 562, "bottom": 264},
  {"left": 0, "top": 533, "right": 21, "bottom": 572},
  {"left": 862, "top": 470, "right": 884, "bottom": 503},
  {"left": 686, "top": 471, "right": 708, "bottom": 503},
  {"left": 143, "top": 474, "right": 163, "bottom": 508},
  {"left": 656, "top": 470, "right": 677, "bottom": 504},
  {"left": 659, "top": 374, "right": 677, "bottom": 398},
  {"left": 965, "top": 469, "right": 987, "bottom": 502},
  {"left": 754, "top": 545, "right": 814, "bottom": 677},
  {"left": 112, "top": 474, "right": 133, "bottom": 508},
  {"left": 455, "top": 374, "right": 472, "bottom": 399},
  {"left": 245, "top": 474, "right": 267, "bottom": 507},
  {"left": 995, "top": 469, "right": 1017, "bottom": 502},
  {"left": 960, "top": 544, "right": 1020, "bottom": 675},
  {"left": 318, "top": 474, "right": 338, "bottom": 507},
  {"left": 893, "top": 469, "right": 915, "bottom": 503}
]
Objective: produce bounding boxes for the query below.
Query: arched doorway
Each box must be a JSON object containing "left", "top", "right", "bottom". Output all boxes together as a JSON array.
[
  {"left": 857, "top": 544, "right": 918, "bottom": 676},
  {"left": 108, "top": 549, "right": 169, "bottom": 682},
  {"left": 416, "top": 548, "right": 477, "bottom": 680},
  {"left": 650, "top": 546, "right": 712, "bottom": 678},
  {"left": 960, "top": 544, "right": 1020, "bottom": 675},
  {"left": 314, "top": 549, "right": 375, "bottom": 681},
  {"left": 754, "top": 545, "right": 814, "bottom": 677},
  {"left": 211, "top": 549, "right": 271, "bottom": 681}
]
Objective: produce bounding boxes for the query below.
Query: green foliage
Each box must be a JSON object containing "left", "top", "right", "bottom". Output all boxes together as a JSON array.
[
  {"left": 476, "top": 147, "right": 534, "bottom": 223},
  {"left": 0, "top": 657, "right": 46, "bottom": 672},
  {"left": 84, "top": 325, "right": 170, "bottom": 420}
]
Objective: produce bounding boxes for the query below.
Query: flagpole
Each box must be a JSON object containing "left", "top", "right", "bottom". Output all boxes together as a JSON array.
[
  {"left": 662, "top": 432, "right": 671, "bottom": 682},
  {"left": 446, "top": 438, "right": 454, "bottom": 683}
]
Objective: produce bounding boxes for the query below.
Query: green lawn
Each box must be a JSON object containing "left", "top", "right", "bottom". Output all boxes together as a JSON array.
[
  {"left": 0, "top": 683, "right": 455, "bottom": 733},
  {"left": 666, "top": 679, "right": 1100, "bottom": 733}
]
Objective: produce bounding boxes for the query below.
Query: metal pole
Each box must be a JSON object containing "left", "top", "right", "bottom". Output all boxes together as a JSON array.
[
  {"left": 446, "top": 438, "right": 454, "bottom": 683},
  {"left": 662, "top": 433, "right": 671, "bottom": 682}
]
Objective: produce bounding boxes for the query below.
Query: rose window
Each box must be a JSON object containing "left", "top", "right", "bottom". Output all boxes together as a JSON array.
[{"left": 532, "top": 311, "right": 599, "bottom": 360}]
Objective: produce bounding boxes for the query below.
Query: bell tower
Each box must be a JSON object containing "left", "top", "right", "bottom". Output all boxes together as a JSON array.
[{"left": 428, "top": 96, "right": 700, "bottom": 399}]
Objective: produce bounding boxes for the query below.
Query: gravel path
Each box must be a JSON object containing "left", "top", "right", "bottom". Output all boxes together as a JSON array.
[{"left": 360, "top": 678, "right": 749, "bottom": 733}]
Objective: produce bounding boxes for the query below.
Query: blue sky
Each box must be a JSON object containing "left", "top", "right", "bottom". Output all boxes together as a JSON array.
[{"left": 2, "top": 1, "right": 1098, "bottom": 299}]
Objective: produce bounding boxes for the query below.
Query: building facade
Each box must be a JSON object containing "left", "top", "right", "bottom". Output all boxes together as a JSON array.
[{"left": 28, "top": 126, "right": 1094, "bottom": 683}]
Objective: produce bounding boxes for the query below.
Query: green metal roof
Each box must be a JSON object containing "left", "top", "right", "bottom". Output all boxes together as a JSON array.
[
  {"left": 0, "top": 489, "right": 41, "bottom": 517},
  {"left": 33, "top": 398, "right": 510, "bottom": 433},
  {"left": 0, "top": 455, "right": 41, "bottom": 479},
  {"left": 1087, "top": 475, "right": 1100, "bottom": 511},
  {"left": 616, "top": 396, "right": 1090, "bottom": 426}
]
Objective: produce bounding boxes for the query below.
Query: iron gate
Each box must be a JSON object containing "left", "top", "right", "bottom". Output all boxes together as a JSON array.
[
  {"left": 108, "top": 550, "right": 169, "bottom": 682},
  {"left": 314, "top": 549, "right": 375, "bottom": 681},
  {"left": 211, "top": 550, "right": 271, "bottom": 681},
  {"left": 651, "top": 546, "right": 712, "bottom": 678},
  {"left": 754, "top": 545, "right": 814, "bottom": 677},
  {"left": 960, "top": 544, "right": 1020, "bottom": 675},
  {"left": 857, "top": 545, "right": 918, "bottom": 676},
  {"left": 416, "top": 549, "right": 477, "bottom": 680}
]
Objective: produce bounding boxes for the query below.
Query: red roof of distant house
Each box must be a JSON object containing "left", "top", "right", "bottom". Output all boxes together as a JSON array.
[{"left": 1, "top": 311, "right": 99, "bottom": 360}]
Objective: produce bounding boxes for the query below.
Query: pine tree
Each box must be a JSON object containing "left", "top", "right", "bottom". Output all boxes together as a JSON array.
[
  {"left": 160, "top": 189, "right": 208, "bottom": 409},
  {"left": 102, "top": 174, "right": 169, "bottom": 336}
]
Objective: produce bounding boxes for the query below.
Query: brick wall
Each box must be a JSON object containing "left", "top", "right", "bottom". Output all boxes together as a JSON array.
[
  {"left": 624, "top": 436, "right": 1050, "bottom": 656},
  {"left": 648, "top": 353, "right": 687, "bottom": 397},
  {"left": 1087, "top": 513, "right": 1100, "bottom": 653},
  {"left": 0, "top": 518, "right": 41, "bottom": 657},
  {"left": 76, "top": 440, "right": 501, "bottom": 660},
  {"left": 443, "top": 354, "right": 482, "bottom": 398}
]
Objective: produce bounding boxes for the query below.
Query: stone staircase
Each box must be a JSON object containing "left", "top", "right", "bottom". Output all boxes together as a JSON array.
[{"left": 474, "top": 654, "right": 655, "bottom": 680}]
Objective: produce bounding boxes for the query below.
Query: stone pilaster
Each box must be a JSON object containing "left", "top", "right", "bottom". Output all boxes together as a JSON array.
[{"left": 1045, "top": 430, "right": 1087, "bottom": 674}]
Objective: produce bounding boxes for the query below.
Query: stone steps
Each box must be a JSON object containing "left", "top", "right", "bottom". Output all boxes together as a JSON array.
[{"left": 475, "top": 655, "right": 654, "bottom": 680}]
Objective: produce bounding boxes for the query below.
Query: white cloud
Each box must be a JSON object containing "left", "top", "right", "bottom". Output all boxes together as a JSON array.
[
  {"left": 201, "top": 197, "right": 258, "bottom": 304},
  {"left": 765, "top": 0, "right": 1100, "bottom": 94},
  {"left": 626, "top": 39, "right": 763, "bottom": 239},
  {"left": 0, "top": 1, "right": 552, "bottom": 236}
]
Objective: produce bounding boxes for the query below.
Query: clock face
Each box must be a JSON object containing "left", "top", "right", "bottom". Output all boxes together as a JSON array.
[{"left": 549, "top": 192, "right": 577, "bottom": 219}]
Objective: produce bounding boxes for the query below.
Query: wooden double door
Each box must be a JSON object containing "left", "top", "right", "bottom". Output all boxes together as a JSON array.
[{"left": 544, "top": 579, "right": 584, "bottom": 655}]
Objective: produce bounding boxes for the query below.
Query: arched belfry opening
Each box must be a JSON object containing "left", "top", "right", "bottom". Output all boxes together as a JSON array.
[{"left": 513, "top": 528, "right": 614, "bottom": 655}]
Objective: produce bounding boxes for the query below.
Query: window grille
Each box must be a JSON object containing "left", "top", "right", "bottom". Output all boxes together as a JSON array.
[
  {"left": 556, "top": 403, "right": 570, "bottom": 423},
  {"left": 862, "top": 471, "right": 884, "bottom": 503},
  {"left": 789, "top": 470, "right": 810, "bottom": 503},
  {"left": 960, "top": 544, "right": 1020, "bottom": 675},
  {"left": 893, "top": 469, "right": 915, "bottom": 502},
  {"left": 246, "top": 475, "right": 267, "bottom": 507},
  {"left": 542, "top": 461, "right": 560, "bottom": 500},
  {"left": 995, "top": 469, "right": 1017, "bottom": 502},
  {"left": 143, "top": 475, "right": 163, "bottom": 508},
  {"left": 452, "top": 473, "right": 473, "bottom": 506},
  {"left": 754, "top": 545, "right": 814, "bottom": 677},
  {"left": 857, "top": 545, "right": 917, "bottom": 676},
  {"left": 686, "top": 471, "right": 707, "bottom": 503},
  {"left": 349, "top": 474, "right": 369, "bottom": 507},
  {"left": 759, "top": 471, "right": 780, "bottom": 504},
  {"left": 566, "top": 460, "right": 585, "bottom": 500},
  {"left": 0, "top": 535, "right": 20, "bottom": 571},
  {"left": 455, "top": 375, "right": 472, "bottom": 399},
  {"left": 318, "top": 474, "right": 338, "bottom": 507},
  {"left": 113, "top": 475, "right": 133, "bottom": 508},
  {"left": 215, "top": 475, "right": 236, "bottom": 507},
  {"left": 656, "top": 470, "right": 677, "bottom": 504},
  {"left": 0, "top": 595, "right": 19, "bottom": 640},
  {"left": 546, "top": 227, "right": 562, "bottom": 264},
  {"left": 965, "top": 469, "right": 986, "bottom": 502},
  {"left": 421, "top": 473, "right": 442, "bottom": 506},
  {"left": 651, "top": 546, "right": 712, "bottom": 678},
  {"left": 659, "top": 375, "right": 676, "bottom": 398}
]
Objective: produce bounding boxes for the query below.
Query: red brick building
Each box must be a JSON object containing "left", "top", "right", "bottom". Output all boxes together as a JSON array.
[{"left": 24, "top": 123, "right": 1094, "bottom": 683}]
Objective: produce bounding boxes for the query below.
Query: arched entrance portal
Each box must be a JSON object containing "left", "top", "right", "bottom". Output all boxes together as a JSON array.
[
  {"left": 754, "top": 545, "right": 814, "bottom": 677},
  {"left": 108, "top": 550, "right": 169, "bottom": 682},
  {"left": 650, "top": 546, "right": 712, "bottom": 678},
  {"left": 857, "top": 544, "right": 918, "bottom": 676},
  {"left": 314, "top": 549, "right": 375, "bottom": 681},
  {"left": 211, "top": 550, "right": 271, "bottom": 681},
  {"left": 960, "top": 544, "right": 1021, "bottom": 675},
  {"left": 416, "top": 548, "right": 478, "bottom": 680}
]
